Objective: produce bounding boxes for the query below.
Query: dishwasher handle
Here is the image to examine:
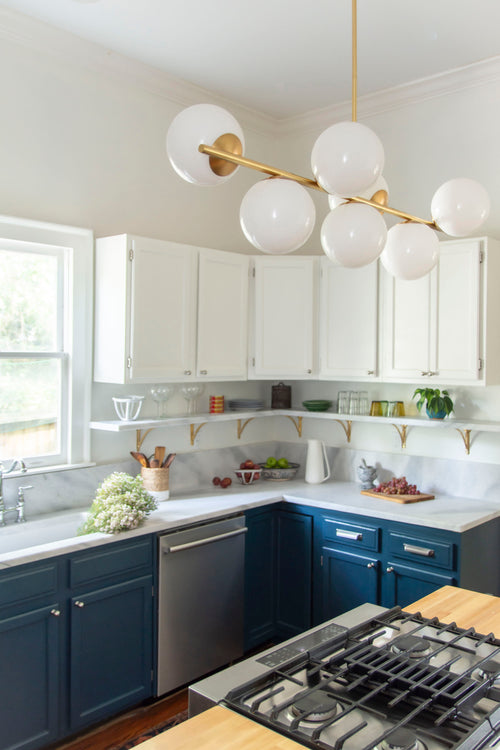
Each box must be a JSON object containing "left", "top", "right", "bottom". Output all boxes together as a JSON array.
[{"left": 163, "top": 526, "right": 248, "bottom": 554}]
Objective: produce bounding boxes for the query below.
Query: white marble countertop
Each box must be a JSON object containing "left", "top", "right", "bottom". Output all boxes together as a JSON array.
[{"left": 1, "top": 479, "right": 499, "bottom": 569}]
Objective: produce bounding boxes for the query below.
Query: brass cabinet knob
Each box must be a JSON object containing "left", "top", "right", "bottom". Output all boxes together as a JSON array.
[
  {"left": 386, "top": 566, "right": 394, "bottom": 574},
  {"left": 74, "top": 600, "right": 85, "bottom": 608},
  {"left": 184, "top": 370, "right": 192, "bottom": 376},
  {"left": 200, "top": 370, "right": 208, "bottom": 375},
  {"left": 366, "top": 562, "right": 376, "bottom": 569},
  {"left": 50, "top": 609, "right": 61, "bottom": 617}
]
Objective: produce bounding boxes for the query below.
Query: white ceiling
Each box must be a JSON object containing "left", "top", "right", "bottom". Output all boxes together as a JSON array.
[{"left": 1, "top": 0, "right": 500, "bottom": 119}]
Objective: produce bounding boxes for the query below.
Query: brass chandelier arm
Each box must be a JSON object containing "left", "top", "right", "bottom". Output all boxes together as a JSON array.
[
  {"left": 199, "top": 143, "right": 439, "bottom": 229},
  {"left": 352, "top": 0, "right": 357, "bottom": 122}
]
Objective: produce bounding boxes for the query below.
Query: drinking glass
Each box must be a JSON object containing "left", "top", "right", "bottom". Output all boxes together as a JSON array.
[
  {"left": 150, "top": 385, "right": 176, "bottom": 417},
  {"left": 358, "top": 391, "right": 369, "bottom": 415},
  {"left": 349, "top": 392, "right": 359, "bottom": 415},
  {"left": 337, "top": 391, "right": 350, "bottom": 414},
  {"left": 180, "top": 384, "right": 205, "bottom": 415}
]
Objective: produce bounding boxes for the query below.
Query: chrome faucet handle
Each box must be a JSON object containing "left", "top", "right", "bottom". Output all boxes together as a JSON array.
[{"left": 16, "top": 485, "right": 33, "bottom": 523}]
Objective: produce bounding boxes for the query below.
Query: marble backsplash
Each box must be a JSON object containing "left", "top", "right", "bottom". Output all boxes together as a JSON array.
[{"left": 2, "top": 442, "right": 500, "bottom": 519}]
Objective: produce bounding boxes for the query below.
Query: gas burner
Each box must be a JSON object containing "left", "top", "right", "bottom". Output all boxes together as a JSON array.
[
  {"left": 290, "top": 692, "right": 339, "bottom": 722},
  {"left": 391, "top": 635, "right": 433, "bottom": 658},
  {"left": 377, "top": 727, "right": 427, "bottom": 750},
  {"left": 474, "top": 659, "right": 500, "bottom": 685}
]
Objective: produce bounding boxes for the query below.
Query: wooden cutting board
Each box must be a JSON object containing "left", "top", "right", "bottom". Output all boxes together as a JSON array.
[{"left": 361, "top": 489, "right": 435, "bottom": 504}]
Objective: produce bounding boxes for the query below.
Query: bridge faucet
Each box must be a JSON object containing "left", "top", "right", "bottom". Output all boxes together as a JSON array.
[{"left": 0, "top": 459, "right": 28, "bottom": 526}]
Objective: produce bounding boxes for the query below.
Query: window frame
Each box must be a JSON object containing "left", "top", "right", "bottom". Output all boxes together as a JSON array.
[{"left": 0, "top": 215, "right": 93, "bottom": 470}]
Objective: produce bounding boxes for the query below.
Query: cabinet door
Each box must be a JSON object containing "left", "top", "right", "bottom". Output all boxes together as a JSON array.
[
  {"left": 244, "top": 508, "right": 276, "bottom": 651},
  {"left": 319, "top": 259, "right": 378, "bottom": 379},
  {"left": 252, "top": 257, "right": 316, "bottom": 378},
  {"left": 69, "top": 576, "right": 153, "bottom": 731},
  {"left": 128, "top": 238, "right": 197, "bottom": 382},
  {"left": 197, "top": 250, "right": 249, "bottom": 379},
  {"left": 435, "top": 241, "right": 481, "bottom": 382},
  {"left": 380, "top": 266, "right": 437, "bottom": 381},
  {"left": 0, "top": 604, "right": 60, "bottom": 750},
  {"left": 275, "top": 510, "right": 312, "bottom": 639},
  {"left": 383, "top": 561, "right": 455, "bottom": 610},
  {"left": 321, "top": 546, "right": 379, "bottom": 620}
]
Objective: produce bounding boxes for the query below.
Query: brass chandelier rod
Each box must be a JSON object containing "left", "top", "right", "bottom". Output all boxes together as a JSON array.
[
  {"left": 352, "top": 0, "right": 357, "bottom": 122},
  {"left": 198, "top": 143, "right": 438, "bottom": 228}
]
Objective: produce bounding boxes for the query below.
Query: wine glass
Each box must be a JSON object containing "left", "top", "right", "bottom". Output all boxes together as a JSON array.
[
  {"left": 149, "top": 385, "right": 176, "bottom": 417},
  {"left": 180, "top": 384, "right": 205, "bottom": 415}
]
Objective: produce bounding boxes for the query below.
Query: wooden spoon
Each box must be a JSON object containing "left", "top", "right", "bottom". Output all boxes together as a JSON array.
[
  {"left": 130, "top": 451, "right": 149, "bottom": 467},
  {"left": 163, "top": 452, "right": 176, "bottom": 469},
  {"left": 154, "top": 446, "right": 166, "bottom": 466}
]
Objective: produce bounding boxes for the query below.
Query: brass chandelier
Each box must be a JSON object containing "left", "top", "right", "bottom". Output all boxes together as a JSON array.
[{"left": 166, "top": 1, "right": 489, "bottom": 280}]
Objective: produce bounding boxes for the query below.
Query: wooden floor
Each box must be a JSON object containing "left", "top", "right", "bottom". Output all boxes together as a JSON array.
[{"left": 54, "top": 690, "right": 188, "bottom": 750}]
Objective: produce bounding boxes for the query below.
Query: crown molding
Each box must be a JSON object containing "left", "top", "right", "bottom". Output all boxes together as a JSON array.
[
  {"left": 1, "top": 7, "right": 499, "bottom": 139},
  {"left": 281, "top": 56, "right": 500, "bottom": 135}
]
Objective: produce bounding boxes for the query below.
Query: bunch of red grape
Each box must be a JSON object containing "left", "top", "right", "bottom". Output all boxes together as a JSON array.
[{"left": 372, "top": 476, "right": 421, "bottom": 495}]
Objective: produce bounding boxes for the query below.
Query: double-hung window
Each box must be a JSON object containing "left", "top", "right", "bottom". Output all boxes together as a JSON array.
[{"left": 0, "top": 216, "right": 93, "bottom": 470}]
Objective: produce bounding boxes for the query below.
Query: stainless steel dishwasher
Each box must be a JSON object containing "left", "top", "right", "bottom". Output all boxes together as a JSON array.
[{"left": 156, "top": 514, "right": 247, "bottom": 695}]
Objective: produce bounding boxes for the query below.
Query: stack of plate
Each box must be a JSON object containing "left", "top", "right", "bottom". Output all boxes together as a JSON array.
[{"left": 228, "top": 399, "right": 264, "bottom": 411}]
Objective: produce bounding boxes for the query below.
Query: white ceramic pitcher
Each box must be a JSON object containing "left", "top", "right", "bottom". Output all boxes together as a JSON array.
[{"left": 305, "top": 439, "right": 331, "bottom": 484}]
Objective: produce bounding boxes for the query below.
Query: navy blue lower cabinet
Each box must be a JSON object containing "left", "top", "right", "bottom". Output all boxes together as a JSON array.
[
  {"left": 321, "top": 546, "right": 379, "bottom": 620},
  {"left": 382, "top": 561, "right": 455, "bottom": 609},
  {"left": 244, "top": 506, "right": 276, "bottom": 651},
  {"left": 69, "top": 575, "right": 153, "bottom": 731},
  {"left": 0, "top": 603, "right": 60, "bottom": 750},
  {"left": 275, "top": 509, "right": 312, "bottom": 639}
]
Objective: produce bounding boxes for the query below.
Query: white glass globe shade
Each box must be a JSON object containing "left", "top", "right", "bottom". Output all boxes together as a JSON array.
[
  {"left": 166, "top": 104, "right": 244, "bottom": 186},
  {"left": 381, "top": 223, "right": 440, "bottom": 280},
  {"left": 311, "top": 121, "right": 384, "bottom": 197},
  {"left": 321, "top": 203, "right": 387, "bottom": 268},
  {"left": 328, "top": 175, "right": 389, "bottom": 210},
  {"left": 240, "top": 178, "right": 316, "bottom": 254},
  {"left": 431, "top": 178, "right": 490, "bottom": 237}
]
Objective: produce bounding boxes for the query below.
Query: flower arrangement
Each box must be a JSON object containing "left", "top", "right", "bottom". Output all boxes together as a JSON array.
[{"left": 79, "top": 472, "right": 157, "bottom": 535}]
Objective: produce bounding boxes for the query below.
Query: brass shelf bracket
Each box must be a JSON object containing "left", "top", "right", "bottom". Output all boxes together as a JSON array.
[
  {"left": 237, "top": 418, "right": 255, "bottom": 439},
  {"left": 456, "top": 428, "right": 472, "bottom": 455},
  {"left": 334, "top": 419, "right": 352, "bottom": 443},
  {"left": 392, "top": 424, "right": 408, "bottom": 449},
  {"left": 190, "top": 422, "right": 207, "bottom": 446},
  {"left": 284, "top": 415, "right": 303, "bottom": 437},
  {"left": 136, "top": 428, "right": 153, "bottom": 452}
]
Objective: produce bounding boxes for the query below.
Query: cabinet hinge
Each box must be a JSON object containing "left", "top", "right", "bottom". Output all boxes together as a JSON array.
[
  {"left": 479, "top": 250, "right": 484, "bottom": 263},
  {"left": 479, "top": 358, "right": 484, "bottom": 372},
  {"left": 152, "top": 585, "right": 155, "bottom": 597},
  {"left": 252, "top": 266, "right": 255, "bottom": 278},
  {"left": 320, "top": 555, "right": 323, "bottom": 567},
  {"left": 127, "top": 356, "right": 132, "bottom": 369},
  {"left": 252, "top": 357, "right": 255, "bottom": 367},
  {"left": 151, "top": 669, "right": 154, "bottom": 683},
  {"left": 129, "top": 248, "right": 134, "bottom": 261}
]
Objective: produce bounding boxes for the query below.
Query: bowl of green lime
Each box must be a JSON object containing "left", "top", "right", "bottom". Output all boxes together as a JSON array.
[{"left": 259, "top": 457, "right": 300, "bottom": 481}]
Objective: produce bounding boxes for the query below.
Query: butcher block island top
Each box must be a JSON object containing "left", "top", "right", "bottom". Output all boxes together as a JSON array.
[{"left": 138, "top": 586, "right": 500, "bottom": 749}]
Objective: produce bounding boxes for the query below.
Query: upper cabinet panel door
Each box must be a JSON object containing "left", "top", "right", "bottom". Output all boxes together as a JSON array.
[
  {"left": 380, "top": 267, "right": 436, "bottom": 381},
  {"left": 435, "top": 241, "right": 481, "bottom": 383},
  {"left": 319, "top": 259, "right": 378, "bottom": 380},
  {"left": 196, "top": 250, "right": 249, "bottom": 380},
  {"left": 253, "top": 257, "right": 316, "bottom": 379},
  {"left": 129, "top": 238, "right": 198, "bottom": 382}
]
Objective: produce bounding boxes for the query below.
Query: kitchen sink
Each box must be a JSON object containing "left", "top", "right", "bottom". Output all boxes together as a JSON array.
[{"left": 0, "top": 508, "right": 90, "bottom": 555}]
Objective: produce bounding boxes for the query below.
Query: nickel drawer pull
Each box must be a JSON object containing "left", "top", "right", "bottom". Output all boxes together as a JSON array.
[
  {"left": 403, "top": 543, "right": 435, "bottom": 557},
  {"left": 165, "top": 527, "right": 248, "bottom": 554},
  {"left": 336, "top": 529, "right": 363, "bottom": 541}
]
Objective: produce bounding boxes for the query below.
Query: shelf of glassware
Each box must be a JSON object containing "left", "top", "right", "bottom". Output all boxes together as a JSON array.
[{"left": 89, "top": 411, "right": 500, "bottom": 454}]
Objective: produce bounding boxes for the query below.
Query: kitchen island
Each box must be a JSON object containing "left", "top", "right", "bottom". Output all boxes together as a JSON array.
[{"left": 141, "top": 586, "right": 500, "bottom": 749}]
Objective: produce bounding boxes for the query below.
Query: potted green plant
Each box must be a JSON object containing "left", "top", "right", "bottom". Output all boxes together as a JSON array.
[{"left": 412, "top": 387, "right": 454, "bottom": 420}]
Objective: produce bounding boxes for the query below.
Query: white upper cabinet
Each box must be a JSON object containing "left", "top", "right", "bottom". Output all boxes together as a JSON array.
[
  {"left": 380, "top": 237, "right": 500, "bottom": 385},
  {"left": 319, "top": 259, "right": 378, "bottom": 380},
  {"left": 250, "top": 256, "right": 317, "bottom": 379},
  {"left": 196, "top": 249, "right": 249, "bottom": 379},
  {"left": 94, "top": 235, "right": 248, "bottom": 384}
]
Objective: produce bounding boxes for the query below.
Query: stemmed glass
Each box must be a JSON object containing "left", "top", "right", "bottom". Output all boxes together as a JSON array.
[
  {"left": 180, "top": 384, "right": 205, "bottom": 415},
  {"left": 149, "top": 385, "right": 176, "bottom": 418}
]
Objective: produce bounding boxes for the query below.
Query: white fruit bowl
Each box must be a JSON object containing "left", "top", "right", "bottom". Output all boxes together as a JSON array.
[
  {"left": 234, "top": 468, "right": 261, "bottom": 485},
  {"left": 259, "top": 463, "right": 300, "bottom": 481}
]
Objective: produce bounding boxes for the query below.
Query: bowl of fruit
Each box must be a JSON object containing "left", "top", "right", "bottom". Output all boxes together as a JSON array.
[
  {"left": 234, "top": 459, "right": 261, "bottom": 485},
  {"left": 259, "top": 457, "right": 299, "bottom": 481}
]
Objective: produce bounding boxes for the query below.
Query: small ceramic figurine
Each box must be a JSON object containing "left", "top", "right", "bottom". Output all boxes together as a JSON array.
[{"left": 357, "top": 458, "right": 377, "bottom": 490}]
